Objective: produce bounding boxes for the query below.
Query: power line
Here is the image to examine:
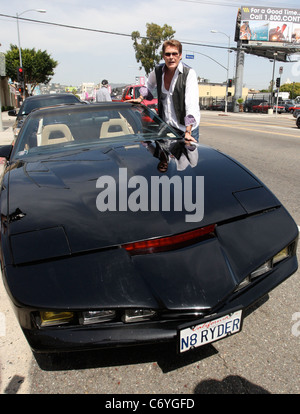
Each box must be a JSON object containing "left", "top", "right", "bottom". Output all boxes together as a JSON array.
[
  {"left": 0, "top": 13, "right": 233, "bottom": 51},
  {"left": 0, "top": 13, "right": 136, "bottom": 39}
]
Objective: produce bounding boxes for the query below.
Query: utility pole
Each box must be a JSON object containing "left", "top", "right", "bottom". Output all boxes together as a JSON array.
[
  {"left": 271, "top": 53, "right": 277, "bottom": 106},
  {"left": 0, "top": 89, "right": 3, "bottom": 133},
  {"left": 0, "top": 51, "right": 5, "bottom": 132},
  {"left": 233, "top": 41, "right": 245, "bottom": 113}
]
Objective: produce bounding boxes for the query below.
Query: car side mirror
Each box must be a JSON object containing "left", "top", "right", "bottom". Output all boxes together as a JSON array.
[
  {"left": 124, "top": 95, "right": 132, "bottom": 100},
  {"left": 8, "top": 109, "right": 17, "bottom": 117},
  {"left": 0, "top": 145, "right": 13, "bottom": 160}
]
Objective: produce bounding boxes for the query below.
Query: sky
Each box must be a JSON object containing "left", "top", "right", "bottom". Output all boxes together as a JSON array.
[{"left": 0, "top": 0, "right": 300, "bottom": 90}]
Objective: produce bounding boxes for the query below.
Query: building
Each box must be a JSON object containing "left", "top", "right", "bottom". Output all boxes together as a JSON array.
[
  {"left": 0, "top": 77, "right": 16, "bottom": 109},
  {"left": 198, "top": 81, "right": 249, "bottom": 109}
]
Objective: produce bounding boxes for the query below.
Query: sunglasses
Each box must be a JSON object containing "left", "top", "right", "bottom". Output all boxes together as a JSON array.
[{"left": 164, "top": 52, "right": 179, "bottom": 57}]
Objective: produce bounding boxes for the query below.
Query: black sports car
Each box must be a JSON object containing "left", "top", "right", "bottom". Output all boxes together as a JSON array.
[
  {"left": 8, "top": 93, "right": 82, "bottom": 140},
  {"left": 0, "top": 103, "right": 298, "bottom": 354}
]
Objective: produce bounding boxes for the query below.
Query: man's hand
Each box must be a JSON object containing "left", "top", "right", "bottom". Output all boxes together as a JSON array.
[
  {"left": 126, "top": 96, "right": 144, "bottom": 104},
  {"left": 184, "top": 131, "right": 197, "bottom": 144}
]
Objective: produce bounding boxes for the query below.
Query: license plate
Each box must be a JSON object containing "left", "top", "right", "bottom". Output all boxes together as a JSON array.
[{"left": 179, "top": 310, "right": 243, "bottom": 353}]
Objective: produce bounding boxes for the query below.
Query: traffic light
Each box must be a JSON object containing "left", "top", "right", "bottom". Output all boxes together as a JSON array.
[
  {"left": 276, "top": 77, "right": 281, "bottom": 88},
  {"left": 17, "top": 66, "right": 24, "bottom": 83},
  {"left": 228, "top": 79, "right": 233, "bottom": 87}
]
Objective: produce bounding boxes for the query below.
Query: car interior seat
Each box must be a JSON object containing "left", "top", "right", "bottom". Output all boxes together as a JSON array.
[
  {"left": 99, "top": 118, "right": 133, "bottom": 138},
  {"left": 40, "top": 124, "right": 74, "bottom": 146}
]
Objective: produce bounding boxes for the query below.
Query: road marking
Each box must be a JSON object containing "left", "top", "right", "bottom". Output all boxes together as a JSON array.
[{"left": 201, "top": 122, "right": 300, "bottom": 138}]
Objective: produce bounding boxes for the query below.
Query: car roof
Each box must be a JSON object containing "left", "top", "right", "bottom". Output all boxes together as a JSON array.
[
  {"left": 24, "top": 93, "right": 80, "bottom": 101},
  {"left": 27, "top": 101, "right": 134, "bottom": 116}
]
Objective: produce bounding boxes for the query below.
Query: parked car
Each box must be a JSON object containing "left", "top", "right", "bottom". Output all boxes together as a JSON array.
[
  {"left": 207, "top": 101, "right": 224, "bottom": 111},
  {"left": 113, "top": 84, "right": 158, "bottom": 112},
  {"left": 293, "top": 109, "right": 300, "bottom": 118},
  {"left": 252, "top": 103, "right": 285, "bottom": 113},
  {"left": 207, "top": 101, "right": 233, "bottom": 111},
  {"left": 8, "top": 93, "right": 82, "bottom": 140},
  {"left": 0, "top": 102, "right": 298, "bottom": 355},
  {"left": 243, "top": 100, "right": 267, "bottom": 112},
  {"left": 284, "top": 100, "right": 295, "bottom": 112},
  {"left": 273, "top": 104, "right": 285, "bottom": 114},
  {"left": 252, "top": 103, "right": 270, "bottom": 113},
  {"left": 287, "top": 105, "right": 300, "bottom": 114}
]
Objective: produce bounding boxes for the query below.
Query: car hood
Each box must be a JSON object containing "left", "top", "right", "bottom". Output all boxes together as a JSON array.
[
  {"left": 5, "top": 141, "right": 280, "bottom": 264},
  {"left": 3, "top": 140, "right": 296, "bottom": 312}
]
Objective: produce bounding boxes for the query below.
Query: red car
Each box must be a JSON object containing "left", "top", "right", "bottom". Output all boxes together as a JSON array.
[
  {"left": 273, "top": 104, "right": 285, "bottom": 114},
  {"left": 252, "top": 103, "right": 271, "bottom": 113},
  {"left": 288, "top": 105, "right": 300, "bottom": 114},
  {"left": 252, "top": 103, "right": 285, "bottom": 114},
  {"left": 113, "top": 84, "right": 158, "bottom": 112}
]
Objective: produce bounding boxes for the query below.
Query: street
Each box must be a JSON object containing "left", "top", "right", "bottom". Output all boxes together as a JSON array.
[{"left": 0, "top": 110, "right": 299, "bottom": 394}]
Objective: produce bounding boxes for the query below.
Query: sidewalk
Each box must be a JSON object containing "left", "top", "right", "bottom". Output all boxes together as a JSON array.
[
  {"left": 0, "top": 112, "right": 31, "bottom": 394},
  {"left": 0, "top": 111, "right": 14, "bottom": 146}
]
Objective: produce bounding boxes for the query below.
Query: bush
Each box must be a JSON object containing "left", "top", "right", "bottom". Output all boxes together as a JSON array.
[{"left": 1, "top": 106, "right": 14, "bottom": 112}]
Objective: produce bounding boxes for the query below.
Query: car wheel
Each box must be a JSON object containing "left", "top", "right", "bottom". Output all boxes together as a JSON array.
[{"left": 296, "top": 118, "right": 300, "bottom": 128}]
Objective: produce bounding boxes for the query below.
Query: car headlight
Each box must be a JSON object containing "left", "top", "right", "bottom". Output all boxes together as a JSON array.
[
  {"left": 123, "top": 309, "right": 156, "bottom": 323},
  {"left": 81, "top": 310, "right": 116, "bottom": 325},
  {"left": 235, "top": 244, "right": 293, "bottom": 293},
  {"left": 40, "top": 311, "right": 74, "bottom": 327},
  {"left": 272, "top": 246, "right": 289, "bottom": 265},
  {"left": 250, "top": 260, "right": 272, "bottom": 279}
]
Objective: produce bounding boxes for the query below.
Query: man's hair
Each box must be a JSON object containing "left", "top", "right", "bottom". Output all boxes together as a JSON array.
[{"left": 162, "top": 39, "right": 182, "bottom": 55}]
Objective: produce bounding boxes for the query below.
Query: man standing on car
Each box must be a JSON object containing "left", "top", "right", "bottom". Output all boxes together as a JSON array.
[
  {"left": 132, "top": 39, "right": 200, "bottom": 142},
  {"left": 96, "top": 79, "right": 112, "bottom": 102}
]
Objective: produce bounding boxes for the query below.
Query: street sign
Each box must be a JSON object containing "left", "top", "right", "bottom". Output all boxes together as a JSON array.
[{"left": 185, "top": 54, "right": 194, "bottom": 59}]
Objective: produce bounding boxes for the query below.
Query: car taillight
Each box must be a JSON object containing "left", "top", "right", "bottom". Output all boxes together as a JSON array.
[{"left": 122, "top": 224, "right": 215, "bottom": 255}]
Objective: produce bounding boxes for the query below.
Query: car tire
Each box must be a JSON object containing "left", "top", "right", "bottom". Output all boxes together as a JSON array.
[{"left": 296, "top": 117, "right": 300, "bottom": 128}]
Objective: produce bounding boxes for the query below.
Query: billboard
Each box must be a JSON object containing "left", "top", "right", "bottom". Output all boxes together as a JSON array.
[{"left": 240, "top": 5, "right": 300, "bottom": 44}]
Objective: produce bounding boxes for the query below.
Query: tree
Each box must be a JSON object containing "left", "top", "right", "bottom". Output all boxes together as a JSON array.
[
  {"left": 5, "top": 44, "right": 58, "bottom": 94},
  {"left": 279, "top": 82, "right": 300, "bottom": 100},
  {"left": 132, "top": 23, "right": 175, "bottom": 75}
]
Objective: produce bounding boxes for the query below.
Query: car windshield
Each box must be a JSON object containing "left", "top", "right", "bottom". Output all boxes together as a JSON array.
[
  {"left": 12, "top": 104, "right": 180, "bottom": 160},
  {"left": 19, "top": 95, "right": 80, "bottom": 116}
]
